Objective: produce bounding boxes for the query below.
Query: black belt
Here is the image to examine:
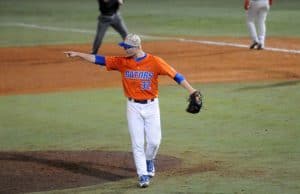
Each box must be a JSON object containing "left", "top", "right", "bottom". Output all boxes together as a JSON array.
[{"left": 128, "top": 98, "right": 155, "bottom": 104}]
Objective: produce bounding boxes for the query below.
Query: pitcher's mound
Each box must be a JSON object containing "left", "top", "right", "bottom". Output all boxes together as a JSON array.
[{"left": 0, "top": 150, "right": 183, "bottom": 193}]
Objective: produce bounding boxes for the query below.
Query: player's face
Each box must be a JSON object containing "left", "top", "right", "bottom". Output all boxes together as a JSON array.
[{"left": 124, "top": 47, "right": 138, "bottom": 57}]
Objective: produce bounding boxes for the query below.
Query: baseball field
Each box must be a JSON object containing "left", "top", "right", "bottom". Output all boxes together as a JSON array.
[{"left": 1, "top": 0, "right": 300, "bottom": 193}]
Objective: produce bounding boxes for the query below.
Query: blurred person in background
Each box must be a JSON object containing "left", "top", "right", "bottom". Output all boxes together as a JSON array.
[
  {"left": 244, "top": 0, "right": 273, "bottom": 50},
  {"left": 91, "top": 0, "right": 128, "bottom": 54}
]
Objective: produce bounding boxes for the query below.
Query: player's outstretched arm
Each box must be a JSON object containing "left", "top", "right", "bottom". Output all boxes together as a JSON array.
[
  {"left": 179, "top": 79, "right": 197, "bottom": 94},
  {"left": 64, "top": 51, "right": 96, "bottom": 63}
]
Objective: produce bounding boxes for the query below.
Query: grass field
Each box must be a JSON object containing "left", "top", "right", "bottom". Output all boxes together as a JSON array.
[
  {"left": 1, "top": 82, "right": 300, "bottom": 193},
  {"left": 1, "top": 0, "right": 300, "bottom": 46},
  {"left": 1, "top": 0, "right": 300, "bottom": 193}
]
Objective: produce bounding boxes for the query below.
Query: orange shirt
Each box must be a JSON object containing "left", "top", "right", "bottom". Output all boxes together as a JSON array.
[{"left": 105, "top": 54, "right": 177, "bottom": 100}]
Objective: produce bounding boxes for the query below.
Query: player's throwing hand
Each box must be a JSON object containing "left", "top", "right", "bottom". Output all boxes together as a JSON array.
[{"left": 64, "top": 51, "right": 76, "bottom": 57}]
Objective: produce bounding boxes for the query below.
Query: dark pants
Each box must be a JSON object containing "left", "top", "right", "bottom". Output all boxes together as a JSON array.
[{"left": 91, "top": 12, "right": 128, "bottom": 54}]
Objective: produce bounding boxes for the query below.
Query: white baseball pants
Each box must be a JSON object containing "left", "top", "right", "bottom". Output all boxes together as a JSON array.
[
  {"left": 126, "top": 98, "right": 161, "bottom": 176},
  {"left": 246, "top": 0, "right": 270, "bottom": 47}
]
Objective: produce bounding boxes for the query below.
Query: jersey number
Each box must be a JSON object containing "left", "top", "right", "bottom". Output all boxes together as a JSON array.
[{"left": 141, "top": 81, "right": 151, "bottom": 90}]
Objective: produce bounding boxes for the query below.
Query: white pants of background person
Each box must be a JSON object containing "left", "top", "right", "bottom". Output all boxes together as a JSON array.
[
  {"left": 246, "top": 0, "right": 270, "bottom": 49},
  {"left": 127, "top": 98, "right": 161, "bottom": 176}
]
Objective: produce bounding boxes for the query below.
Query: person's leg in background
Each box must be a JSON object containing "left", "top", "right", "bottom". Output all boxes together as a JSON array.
[
  {"left": 91, "top": 15, "right": 111, "bottom": 54},
  {"left": 257, "top": 3, "right": 270, "bottom": 49},
  {"left": 111, "top": 13, "right": 128, "bottom": 40},
  {"left": 246, "top": 2, "right": 259, "bottom": 49}
]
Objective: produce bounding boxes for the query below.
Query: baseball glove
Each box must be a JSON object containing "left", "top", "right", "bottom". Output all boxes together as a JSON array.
[{"left": 186, "top": 90, "right": 203, "bottom": 114}]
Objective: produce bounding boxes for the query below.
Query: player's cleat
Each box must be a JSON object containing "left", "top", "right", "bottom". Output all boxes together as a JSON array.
[
  {"left": 138, "top": 175, "right": 150, "bottom": 188},
  {"left": 257, "top": 44, "right": 264, "bottom": 50},
  {"left": 249, "top": 41, "right": 259, "bottom": 49},
  {"left": 146, "top": 160, "right": 155, "bottom": 177}
]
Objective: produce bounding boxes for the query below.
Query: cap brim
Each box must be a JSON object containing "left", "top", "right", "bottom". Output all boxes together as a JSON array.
[{"left": 118, "top": 42, "right": 132, "bottom": 48}]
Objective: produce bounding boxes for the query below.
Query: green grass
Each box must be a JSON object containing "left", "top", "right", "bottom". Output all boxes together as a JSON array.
[
  {"left": 1, "top": 0, "right": 300, "bottom": 47},
  {"left": 1, "top": 81, "right": 300, "bottom": 193}
]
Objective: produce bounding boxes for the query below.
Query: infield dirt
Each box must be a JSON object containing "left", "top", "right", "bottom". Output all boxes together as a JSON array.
[{"left": 1, "top": 37, "right": 300, "bottom": 95}]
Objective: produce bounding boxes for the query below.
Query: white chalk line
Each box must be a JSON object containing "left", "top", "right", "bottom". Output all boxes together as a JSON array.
[
  {"left": 1, "top": 22, "right": 95, "bottom": 34},
  {"left": 178, "top": 38, "right": 300, "bottom": 54},
  {"left": 2, "top": 22, "right": 300, "bottom": 54}
]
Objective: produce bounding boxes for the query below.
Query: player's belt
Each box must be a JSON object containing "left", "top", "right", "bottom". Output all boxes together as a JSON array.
[{"left": 128, "top": 97, "right": 155, "bottom": 104}]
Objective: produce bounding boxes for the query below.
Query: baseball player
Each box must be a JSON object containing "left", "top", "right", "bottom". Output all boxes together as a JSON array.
[
  {"left": 64, "top": 33, "right": 201, "bottom": 188},
  {"left": 91, "top": 0, "right": 128, "bottom": 54},
  {"left": 244, "top": 0, "right": 272, "bottom": 50}
]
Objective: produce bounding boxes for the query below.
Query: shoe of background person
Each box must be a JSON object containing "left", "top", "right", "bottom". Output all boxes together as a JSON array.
[
  {"left": 146, "top": 160, "right": 155, "bottom": 177},
  {"left": 257, "top": 44, "right": 264, "bottom": 50},
  {"left": 138, "top": 175, "right": 150, "bottom": 188},
  {"left": 249, "top": 41, "right": 258, "bottom": 49}
]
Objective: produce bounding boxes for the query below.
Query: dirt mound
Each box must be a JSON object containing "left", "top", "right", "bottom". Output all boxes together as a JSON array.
[{"left": 0, "top": 151, "right": 185, "bottom": 193}]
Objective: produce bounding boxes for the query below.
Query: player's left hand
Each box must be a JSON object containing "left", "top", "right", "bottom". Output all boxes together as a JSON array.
[{"left": 186, "top": 90, "right": 203, "bottom": 114}]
